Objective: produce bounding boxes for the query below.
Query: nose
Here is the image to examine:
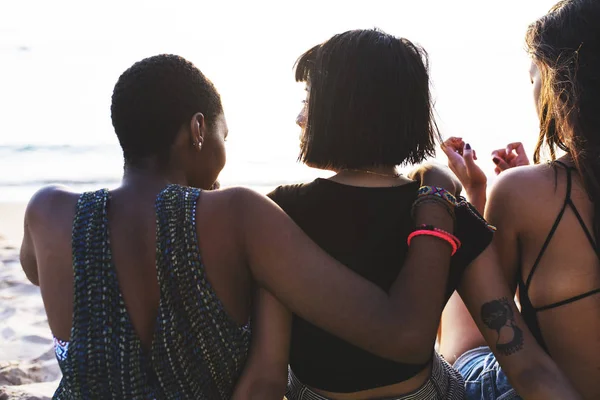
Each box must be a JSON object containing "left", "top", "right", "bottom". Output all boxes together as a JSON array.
[{"left": 296, "top": 108, "right": 307, "bottom": 128}]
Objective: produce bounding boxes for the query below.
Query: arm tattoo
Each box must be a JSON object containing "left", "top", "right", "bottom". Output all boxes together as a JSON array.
[{"left": 480, "top": 297, "right": 524, "bottom": 356}]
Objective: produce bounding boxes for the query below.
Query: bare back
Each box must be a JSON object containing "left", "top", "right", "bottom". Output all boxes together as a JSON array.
[
  {"left": 490, "top": 162, "right": 600, "bottom": 398},
  {"left": 22, "top": 184, "right": 256, "bottom": 398},
  {"left": 26, "top": 185, "right": 254, "bottom": 348}
]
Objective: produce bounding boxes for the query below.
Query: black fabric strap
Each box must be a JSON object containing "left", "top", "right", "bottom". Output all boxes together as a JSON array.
[
  {"left": 535, "top": 288, "right": 600, "bottom": 312},
  {"left": 526, "top": 167, "right": 573, "bottom": 289}
]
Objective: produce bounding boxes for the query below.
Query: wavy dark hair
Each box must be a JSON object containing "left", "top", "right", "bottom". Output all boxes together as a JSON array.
[
  {"left": 295, "top": 29, "right": 439, "bottom": 170},
  {"left": 527, "top": 0, "right": 600, "bottom": 238}
]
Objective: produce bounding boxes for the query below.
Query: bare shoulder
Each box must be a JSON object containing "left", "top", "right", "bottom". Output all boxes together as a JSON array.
[
  {"left": 198, "top": 186, "right": 281, "bottom": 215},
  {"left": 25, "top": 185, "right": 81, "bottom": 225},
  {"left": 488, "top": 164, "right": 559, "bottom": 219},
  {"left": 195, "top": 186, "right": 287, "bottom": 241},
  {"left": 491, "top": 164, "right": 556, "bottom": 199}
]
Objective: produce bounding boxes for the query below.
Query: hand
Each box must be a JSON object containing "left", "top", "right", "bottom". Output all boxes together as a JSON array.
[
  {"left": 408, "top": 162, "right": 462, "bottom": 197},
  {"left": 441, "top": 137, "right": 487, "bottom": 193},
  {"left": 491, "top": 142, "right": 530, "bottom": 175}
]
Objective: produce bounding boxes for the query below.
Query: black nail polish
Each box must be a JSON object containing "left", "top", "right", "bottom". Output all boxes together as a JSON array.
[
  {"left": 493, "top": 157, "right": 500, "bottom": 165},
  {"left": 465, "top": 143, "right": 471, "bottom": 150}
]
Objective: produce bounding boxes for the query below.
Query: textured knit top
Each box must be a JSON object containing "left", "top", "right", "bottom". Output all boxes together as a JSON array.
[{"left": 53, "top": 185, "right": 251, "bottom": 399}]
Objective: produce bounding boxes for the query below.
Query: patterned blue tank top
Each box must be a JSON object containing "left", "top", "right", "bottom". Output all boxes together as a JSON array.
[{"left": 53, "top": 185, "right": 251, "bottom": 399}]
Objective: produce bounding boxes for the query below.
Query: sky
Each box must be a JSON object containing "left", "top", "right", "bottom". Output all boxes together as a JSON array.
[{"left": 0, "top": 0, "right": 559, "bottom": 181}]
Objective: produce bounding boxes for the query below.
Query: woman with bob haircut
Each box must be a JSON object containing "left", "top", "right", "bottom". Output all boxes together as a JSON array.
[
  {"left": 234, "top": 29, "right": 581, "bottom": 400},
  {"left": 440, "top": 1, "right": 600, "bottom": 399}
]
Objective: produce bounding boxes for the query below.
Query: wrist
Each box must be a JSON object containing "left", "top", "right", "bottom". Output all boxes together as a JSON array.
[
  {"left": 464, "top": 183, "right": 486, "bottom": 196},
  {"left": 464, "top": 186, "right": 487, "bottom": 213}
]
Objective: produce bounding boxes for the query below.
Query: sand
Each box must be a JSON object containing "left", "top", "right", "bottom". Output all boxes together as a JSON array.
[{"left": 0, "top": 203, "right": 59, "bottom": 399}]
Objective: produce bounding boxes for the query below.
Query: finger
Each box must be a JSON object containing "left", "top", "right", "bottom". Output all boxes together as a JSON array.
[
  {"left": 491, "top": 149, "right": 508, "bottom": 159},
  {"left": 442, "top": 137, "right": 464, "bottom": 152},
  {"left": 463, "top": 143, "right": 477, "bottom": 171},
  {"left": 495, "top": 166, "right": 502, "bottom": 175},
  {"left": 443, "top": 136, "right": 463, "bottom": 144},
  {"left": 442, "top": 144, "right": 466, "bottom": 171},
  {"left": 506, "top": 142, "right": 531, "bottom": 165},
  {"left": 453, "top": 138, "right": 465, "bottom": 156},
  {"left": 504, "top": 152, "right": 517, "bottom": 166},
  {"left": 492, "top": 155, "right": 511, "bottom": 171},
  {"left": 473, "top": 149, "right": 478, "bottom": 161},
  {"left": 506, "top": 142, "right": 526, "bottom": 156}
]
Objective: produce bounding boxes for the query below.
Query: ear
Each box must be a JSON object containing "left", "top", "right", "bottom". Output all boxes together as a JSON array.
[{"left": 189, "top": 112, "right": 206, "bottom": 151}]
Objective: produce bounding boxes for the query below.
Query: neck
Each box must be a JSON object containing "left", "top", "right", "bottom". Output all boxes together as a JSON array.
[
  {"left": 337, "top": 166, "right": 400, "bottom": 178},
  {"left": 122, "top": 162, "right": 187, "bottom": 192},
  {"left": 329, "top": 166, "right": 409, "bottom": 188}
]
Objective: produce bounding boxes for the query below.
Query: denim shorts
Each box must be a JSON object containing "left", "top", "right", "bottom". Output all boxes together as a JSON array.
[{"left": 453, "top": 346, "right": 521, "bottom": 400}]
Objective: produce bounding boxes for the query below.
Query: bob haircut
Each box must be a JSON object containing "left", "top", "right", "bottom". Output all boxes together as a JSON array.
[{"left": 295, "top": 28, "right": 439, "bottom": 170}]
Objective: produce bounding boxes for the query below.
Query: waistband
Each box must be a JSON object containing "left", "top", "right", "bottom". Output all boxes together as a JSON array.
[{"left": 286, "top": 352, "right": 465, "bottom": 400}]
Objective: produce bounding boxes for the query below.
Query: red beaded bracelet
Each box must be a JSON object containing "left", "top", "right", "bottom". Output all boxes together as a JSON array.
[{"left": 407, "top": 225, "right": 461, "bottom": 256}]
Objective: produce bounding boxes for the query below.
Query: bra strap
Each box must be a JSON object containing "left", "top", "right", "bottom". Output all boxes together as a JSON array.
[
  {"left": 525, "top": 164, "right": 573, "bottom": 288},
  {"left": 535, "top": 288, "right": 600, "bottom": 312}
]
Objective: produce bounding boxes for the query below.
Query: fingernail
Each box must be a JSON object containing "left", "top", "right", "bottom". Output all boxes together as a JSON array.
[
  {"left": 493, "top": 157, "right": 500, "bottom": 165},
  {"left": 465, "top": 143, "right": 471, "bottom": 150}
]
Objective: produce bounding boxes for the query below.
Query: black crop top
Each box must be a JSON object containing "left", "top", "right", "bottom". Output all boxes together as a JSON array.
[{"left": 268, "top": 178, "right": 494, "bottom": 393}]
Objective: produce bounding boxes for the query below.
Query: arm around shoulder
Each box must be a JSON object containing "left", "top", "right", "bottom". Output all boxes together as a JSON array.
[{"left": 232, "top": 186, "right": 455, "bottom": 363}]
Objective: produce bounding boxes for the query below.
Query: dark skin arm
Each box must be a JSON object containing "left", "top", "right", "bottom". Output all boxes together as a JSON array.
[
  {"left": 231, "top": 289, "right": 291, "bottom": 400},
  {"left": 20, "top": 185, "right": 72, "bottom": 286},
  {"left": 21, "top": 213, "right": 38, "bottom": 286},
  {"left": 237, "top": 187, "right": 452, "bottom": 363}
]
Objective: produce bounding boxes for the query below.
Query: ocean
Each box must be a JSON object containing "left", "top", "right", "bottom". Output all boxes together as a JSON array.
[
  {"left": 0, "top": 0, "right": 556, "bottom": 203},
  {"left": 0, "top": 142, "right": 331, "bottom": 202}
]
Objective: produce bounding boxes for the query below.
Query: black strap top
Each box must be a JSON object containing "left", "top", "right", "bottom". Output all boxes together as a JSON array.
[
  {"left": 268, "top": 179, "right": 494, "bottom": 393},
  {"left": 518, "top": 161, "right": 600, "bottom": 352}
]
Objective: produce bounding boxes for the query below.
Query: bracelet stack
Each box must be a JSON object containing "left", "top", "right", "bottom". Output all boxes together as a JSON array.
[
  {"left": 411, "top": 186, "right": 457, "bottom": 223},
  {"left": 410, "top": 186, "right": 460, "bottom": 254}
]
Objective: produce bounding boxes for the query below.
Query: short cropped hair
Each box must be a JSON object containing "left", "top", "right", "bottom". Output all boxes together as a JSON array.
[
  {"left": 111, "top": 54, "right": 223, "bottom": 166},
  {"left": 295, "top": 29, "right": 439, "bottom": 169}
]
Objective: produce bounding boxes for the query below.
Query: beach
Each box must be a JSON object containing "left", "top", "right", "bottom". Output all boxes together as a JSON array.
[{"left": 0, "top": 203, "right": 59, "bottom": 399}]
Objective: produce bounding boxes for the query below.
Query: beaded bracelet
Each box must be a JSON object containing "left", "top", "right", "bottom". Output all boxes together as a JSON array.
[
  {"left": 417, "top": 186, "right": 457, "bottom": 207},
  {"left": 407, "top": 224, "right": 462, "bottom": 256},
  {"left": 411, "top": 195, "right": 456, "bottom": 224}
]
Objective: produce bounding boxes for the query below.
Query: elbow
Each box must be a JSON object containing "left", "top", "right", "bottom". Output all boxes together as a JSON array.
[
  {"left": 509, "top": 363, "right": 579, "bottom": 400},
  {"left": 22, "top": 268, "right": 40, "bottom": 286},
  {"left": 19, "top": 252, "right": 39, "bottom": 286},
  {"left": 510, "top": 366, "right": 553, "bottom": 398}
]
